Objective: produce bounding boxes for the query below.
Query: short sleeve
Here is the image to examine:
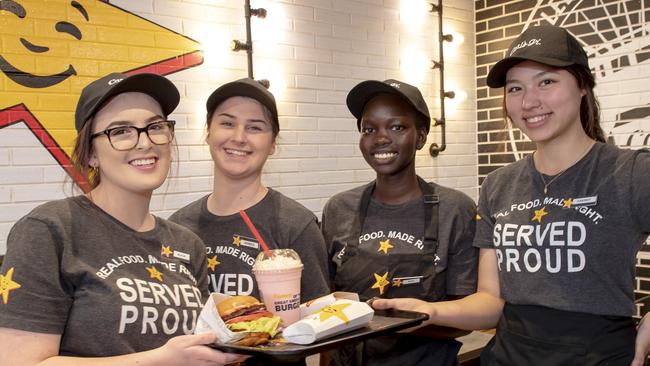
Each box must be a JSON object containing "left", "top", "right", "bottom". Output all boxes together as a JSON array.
[
  {"left": 0, "top": 217, "right": 73, "bottom": 333},
  {"left": 290, "top": 219, "right": 331, "bottom": 301},
  {"left": 190, "top": 235, "right": 210, "bottom": 301},
  {"left": 631, "top": 149, "right": 650, "bottom": 233},
  {"left": 444, "top": 194, "right": 478, "bottom": 296},
  {"left": 473, "top": 175, "right": 496, "bottom": 248},
  {"left": 321, "top": 189, "right": 364, "bottom": 282},
  {"left": 321, "top": 197, "right": 341, "bottom": 277}
]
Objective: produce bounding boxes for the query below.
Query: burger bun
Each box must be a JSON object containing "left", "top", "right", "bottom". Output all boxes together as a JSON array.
[{"left": 217, "top": 295, "right": 263, "bottom": 318}]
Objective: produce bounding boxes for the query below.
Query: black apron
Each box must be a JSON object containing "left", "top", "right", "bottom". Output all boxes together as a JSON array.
[
  {"left": 328, "top": 177, "right": 460, "bottom": 366},
  {"left": 481, "top": 303, "right": 636, "bottom": 366},
  {"left": 333, "top": 177, "right": 444, "bottom": 302}
]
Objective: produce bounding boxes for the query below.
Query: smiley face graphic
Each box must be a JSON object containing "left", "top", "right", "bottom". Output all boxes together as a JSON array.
[
  {"left": 0, "top": 0, "right": 204, "bottom": 190},
  {"left": 0, "top": 0, "right": 88, "bottom": 88}
]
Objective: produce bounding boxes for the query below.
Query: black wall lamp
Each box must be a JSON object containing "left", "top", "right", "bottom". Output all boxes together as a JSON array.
[
  {"left": 230, "top": 39, "right": 250, "bottom": 52},
  {"left": 231, "top": 0, "right": 269, "bottom": 87},
  {"left": 428, "top": 0, "right": 455, "bottom": 157}
]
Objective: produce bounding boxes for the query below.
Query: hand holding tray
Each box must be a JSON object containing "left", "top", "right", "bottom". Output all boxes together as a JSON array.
[{"left": 209, "top": 309, "right": 429, "bottom": 363}]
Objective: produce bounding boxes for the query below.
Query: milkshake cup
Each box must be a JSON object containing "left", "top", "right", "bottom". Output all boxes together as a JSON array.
[{"left": 253, "top": 249, "right": 303, "bottom": 327}]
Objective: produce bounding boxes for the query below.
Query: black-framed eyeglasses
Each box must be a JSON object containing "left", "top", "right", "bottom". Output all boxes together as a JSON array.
[{"left": 90, "top": 120, "right": 176, "bottom": 151}]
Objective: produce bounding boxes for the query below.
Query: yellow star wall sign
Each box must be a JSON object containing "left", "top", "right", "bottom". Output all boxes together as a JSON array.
[{"left": 0, "top": 0, "right": 203, "bottom": 191}]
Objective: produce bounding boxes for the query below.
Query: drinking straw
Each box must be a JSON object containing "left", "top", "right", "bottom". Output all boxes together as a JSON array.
[{"left": 239, "top": 210, "right": 273, "bottom": 257}]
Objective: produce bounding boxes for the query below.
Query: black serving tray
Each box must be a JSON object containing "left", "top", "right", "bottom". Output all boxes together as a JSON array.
[{"left": 209, "top": 309, "right": 428, "bottom": 363}]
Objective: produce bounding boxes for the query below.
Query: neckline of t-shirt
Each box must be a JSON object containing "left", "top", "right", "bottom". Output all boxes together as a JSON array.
[
  {"left": 369, "top": 195, "right": 424, "bottom": 210},
  {"left": 201, "top": 188, "right": 274, "bottom": 220},
  {"left": 76, "top": 195, "right": 161, "bottom": 236},
  {"left": 529, "top": 141, "right": 602, "bottom": 180}
]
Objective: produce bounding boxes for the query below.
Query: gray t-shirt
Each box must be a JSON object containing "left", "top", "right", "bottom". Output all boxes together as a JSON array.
[
  {"left": 323, "top": 180, "right": 478, "bottom": 298},
  {"left": 169, "top": 189, "right": 330, "bottom": 302},
  {"left": 0, "top": 196, "right": 209, "bottom": 356},
  {"left": 322, "top": 179, "right": 477, "bottom": 366},
  {"left": 474, "top": 143, "right": 650, "bottom": 316}
]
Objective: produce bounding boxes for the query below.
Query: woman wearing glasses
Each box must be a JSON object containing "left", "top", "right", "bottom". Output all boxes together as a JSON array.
[{"left": 0, "top": 73, "right": 243, "bottom": 365}]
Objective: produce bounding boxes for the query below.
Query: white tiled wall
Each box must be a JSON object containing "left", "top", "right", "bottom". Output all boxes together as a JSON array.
[{"left": 0, "top": 0, "right": 477, "bottom": 254}]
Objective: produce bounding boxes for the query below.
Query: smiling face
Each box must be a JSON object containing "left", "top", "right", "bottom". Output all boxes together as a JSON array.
[
  {"left": 206, "top": 96, "right": 276, "bottom": 181},
  {"left": 358, "top": 94, "right": 427, "bottom": 178},
  {"left": 505, "top": 60, "right": 587, "bottom": 146},
  {"left": 0, "top": 0, "right": 88, "bottom": 88},
  {"left": 88, "top": 92, "right": 171, "bottom": 196}
]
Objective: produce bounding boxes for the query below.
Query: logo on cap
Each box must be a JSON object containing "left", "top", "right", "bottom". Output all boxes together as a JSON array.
[
  {"left": 389, "top": 82, "right": 401, "bottom": 88},
  {"left": 509, "top": 38, "right": 542, "bottom": 56},
  {"left": 108, "top": 78, "right": 123, "bottom": 85}
]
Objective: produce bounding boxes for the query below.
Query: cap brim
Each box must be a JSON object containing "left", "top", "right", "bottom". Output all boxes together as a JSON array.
[
  {"left": 346, "top": 80, "right": 406, "bottom": 124},
  {"left": 206, "top": 81, "right": 278, "bottom": 125},
  {"left": 486, "top": 56, "right": 575, "bottom": 88},
  {"left": 92, "top": 73, "right": 180, "bottom": 117}
]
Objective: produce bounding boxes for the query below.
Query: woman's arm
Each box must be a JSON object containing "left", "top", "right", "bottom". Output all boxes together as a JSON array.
[
  {"left": 632, "top": 313, "right": 650, "bottom": 366},
  {"left": 372, "top": 248, "right": 504, "bottom": 330},
  {"left": 0, "top": 328, "right": 245, "bottom": 366}
]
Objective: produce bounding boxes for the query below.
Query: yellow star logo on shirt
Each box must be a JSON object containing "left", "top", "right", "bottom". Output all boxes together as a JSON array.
[
  {"left": 392, "top": 278, "right": 402, "bottom": 287},
  {"left": 146, "top": 266, "right": 164, "bottom": 282},
  {"left": 371, "top": 271, "right": 390, "bottom": 295},
  {"left": 207, "top": 255, "right": 220, "bottom": 271},
  {"left": 531, "top": 206, "right": 549, "bottom": 223},
  {"left": 161, "top": 245, "right": 173, "bottom": 257},
  {"left": 233, "top": 235, "right": 241, "bottom": 246},
  {"left": 319, "top": 302, "right": 352, "bottom": 325},
  {"left": 563, "top": 198, "right": 573, "bottom": 208},
  {"left": 377, "top": 239, "right": 394, "bottom": 255},
  {"left": 0, "top": 267, "right": 21, "bottom": 305}
]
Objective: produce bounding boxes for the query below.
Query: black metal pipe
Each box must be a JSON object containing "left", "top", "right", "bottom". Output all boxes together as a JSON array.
[
  {"left": 430, "top": 0, "right": 447, "bottom": 157},
  {"left": 244, "top": 0, "right": 254, "bottom": 79}
]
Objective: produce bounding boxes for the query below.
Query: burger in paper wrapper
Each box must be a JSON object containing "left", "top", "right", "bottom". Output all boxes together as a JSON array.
[
  {"left": 195, "top": 293, "right": 281, "bottom": 346},
  {"left": 217, "top": 295, "right": 281, "bottom": 346},
  {"left": 283, "top": 299, "right": 374, "bottom": 345}
]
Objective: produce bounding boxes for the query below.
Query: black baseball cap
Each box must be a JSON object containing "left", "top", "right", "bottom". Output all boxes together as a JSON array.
[
  {"left": 346, "top": 79, "right": 431, "bottom": 133},
  {"left": 75, "top": 72, "right": 180, "bottom": 132},
  {"left": 487, "top": 25, "right": 589, "bottom": 88},
  {"left": 205, "top": 78, "right": 279, "bottom": 133}
]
